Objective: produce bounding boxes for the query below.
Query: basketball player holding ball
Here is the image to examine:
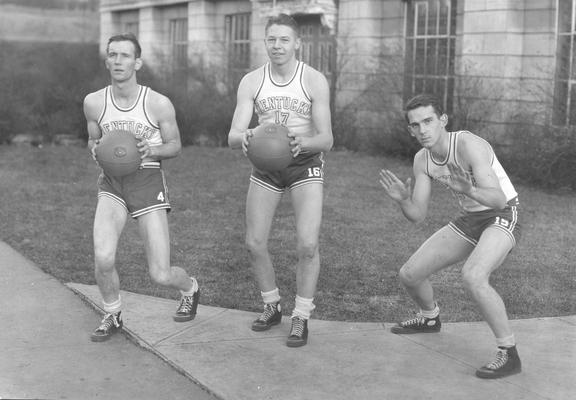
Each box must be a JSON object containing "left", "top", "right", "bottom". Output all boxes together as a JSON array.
[
  {"left": 228, "top": 14, "right": 333, "bottom": 347},
  {"left": 83, "top": 33, "right": 200, "bottom": 342}
]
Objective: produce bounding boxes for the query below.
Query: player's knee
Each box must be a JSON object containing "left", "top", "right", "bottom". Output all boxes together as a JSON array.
[
  {"left": 461, "top": 267, "right": 489, "bottom": 292},
  {"left": 149, "top": 268, "right": 172, "bottom": 287},
  {"left": 398, "top": 264, "right": 419, "bottom": 287},
  {"left": 94, "top": 249, "right": 116, "bottom": 272},
  {"left": 245, "top": 236, "right": 267, "bottom": 258},
  {"left": 296, "top": 241, "right": 318, "bottom": 261}
]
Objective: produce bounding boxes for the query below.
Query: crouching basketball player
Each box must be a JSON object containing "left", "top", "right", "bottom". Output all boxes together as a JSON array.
[{"left": 380, "top": 94, "right": 522, "bottom": 379}]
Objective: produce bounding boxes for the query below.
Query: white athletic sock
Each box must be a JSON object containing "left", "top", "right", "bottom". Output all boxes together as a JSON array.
[
  {"left": 420, "top": 304, "right": 440, "bottom": 319},
  {"left": 292, "top": 295, "right": 315, "bottom": 320},
  {"left": 496, "top": 334, "right": 515, "bottom": 348},
  {"left": 261, "top": 288, "right": 281, "bottom": 305},
  {"left": 103, "top": 296, "right": 122, "bottom": 314},
  {"left": 180, "top": 277, "right": 199, "bottom": 296}
]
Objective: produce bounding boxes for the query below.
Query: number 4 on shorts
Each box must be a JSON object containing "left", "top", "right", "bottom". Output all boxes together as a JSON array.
[{"left": 157, "top": 192, "right": 165, "bottom": 202}]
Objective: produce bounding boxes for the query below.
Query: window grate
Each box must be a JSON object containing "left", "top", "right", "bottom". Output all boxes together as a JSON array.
[
  {"left": 553, "top": 0, "right": 576, "bottom": 125},
  {"left": 404, "top": 0, "right": 456, "bottom": 113}
]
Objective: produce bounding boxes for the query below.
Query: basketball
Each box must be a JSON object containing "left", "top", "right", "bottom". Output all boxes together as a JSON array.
[
  {"left": 247, "top": 123, "right": 292, "bottom": 171},
  {"left": 94, "top": 130, "right": 141, "bottom": 177}
]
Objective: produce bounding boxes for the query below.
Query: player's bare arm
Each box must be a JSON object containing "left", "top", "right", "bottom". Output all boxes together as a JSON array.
[
  {"left": 140, "top": 91, "right": 182, "bottom": 161},
  {"left": 448, "top": 133, "right": 507, "bottom": 209},
  {"left": 228, "top": 70, "right": 261, "bottom": 153},
  {"left": 381, "top": 150, "right": 431, "bottom": 223},
  {"left": 289, "top": 67, "right": 333, "bottom": 156},
  {"left": 83, "top": 90, "right": 105, "bottom": 158}
]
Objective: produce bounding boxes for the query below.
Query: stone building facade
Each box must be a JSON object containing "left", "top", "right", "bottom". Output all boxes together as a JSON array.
[{"left": 97, "top": 0, "right": 565, "bottom": 150}]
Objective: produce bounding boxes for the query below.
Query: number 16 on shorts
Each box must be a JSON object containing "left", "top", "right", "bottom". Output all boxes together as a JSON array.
[{"left": 307, "top": 167, "right": 322, "bottom": 178}]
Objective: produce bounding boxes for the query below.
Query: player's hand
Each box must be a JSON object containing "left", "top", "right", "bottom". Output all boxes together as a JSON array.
[
  {"left": 379, "top": 169, "right": 412, "bottom": 202},
  {"left": 288, "top": 132, "right": 304, "bottom": 158},
  {"left": 137, "top": 137, "right": 152, "bottom": 159},
  {"left": 446, "top": 163, "right": 473, "bottom": 194},
  {"left": 242, "top": 129, "right": 253, "bottom": 156}
]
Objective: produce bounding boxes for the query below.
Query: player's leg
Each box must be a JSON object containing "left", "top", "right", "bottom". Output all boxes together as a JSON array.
[
  {"left": 246, "top": 181, "right": 283, "bottom": 331},
  {"left": 286, "top": 182, "right": 323, "bottom": 347},
  {"left": 137, "top": 209, "right": 200, "bottom": 321},
  {"left": 391, "top": 225, "right": 472, "bottom": 334},
  {"left": 462, "top": 226, "right": 514, "bottom": 340},
  {"left": 91, "top": 195, "right": 127, "bottom": 341},
  {"left": 462, "top": 226, "right": 521, "bottom": 378}
]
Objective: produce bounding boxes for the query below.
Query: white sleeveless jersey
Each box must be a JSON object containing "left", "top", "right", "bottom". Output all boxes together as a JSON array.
[
  {"left": 97, "top": 85, "right": 162, "bottom": 167},
  {"left": 424, "top": 131, "right": 517, "bottom": 212},
  {"left": 253, "top": 61, "right": 315, "bottom": 138}
]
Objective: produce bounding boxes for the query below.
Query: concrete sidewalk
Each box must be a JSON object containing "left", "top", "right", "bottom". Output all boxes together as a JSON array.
[
  {"left": 0, "top": 242, "right": 216, "bottom": 400},
  {"left": 2, "top": 241, "right": 575, "bottom": 400}
]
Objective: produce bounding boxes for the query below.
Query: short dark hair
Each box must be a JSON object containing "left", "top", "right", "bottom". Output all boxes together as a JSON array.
[
  {"left": 265, "top": 13, "right": 300, "bottom": 36},
  {"left": 404, "top": 94, "right": 445, "bottom": 122},
  {"left": 107, "top": 33, "right": 142, "bottom": 58}
]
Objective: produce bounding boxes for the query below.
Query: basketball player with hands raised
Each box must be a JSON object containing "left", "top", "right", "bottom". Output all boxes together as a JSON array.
[
  {"left": 380, "top": 94, "right": 522, "bottom": 379},
  {"left": 228, "top": 14, "right": 333, "bottom": 347},
  {"left": 83, "top": 33, "right": 200, "bottom": 342}
]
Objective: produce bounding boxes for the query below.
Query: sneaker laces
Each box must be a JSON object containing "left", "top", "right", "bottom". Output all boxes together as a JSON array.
[
  {"left": 290, "top": 317, "right": 305, "bottom": 337},
  {"left": 257, "top": 303, "right": 278, "bottom": 322},
  {"left": 485, "top": 349, "right": 509, "bottom": 370},
  {"left": 401, "top": 313, "right": 426, "bottom": 327},
  {"left": 176, "top": 295, "right": 195, "bottom": 314},
  {"left": 97, "top": 313, "right": 119, "bottom": 332}
]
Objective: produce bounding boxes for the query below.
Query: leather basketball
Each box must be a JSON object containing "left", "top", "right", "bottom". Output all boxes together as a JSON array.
[
  {"left": 247, "top": 123, "right": 292, "bottom": 172},
  {"left": 94, "top": 130, "right": 141, "bottom": 177}
]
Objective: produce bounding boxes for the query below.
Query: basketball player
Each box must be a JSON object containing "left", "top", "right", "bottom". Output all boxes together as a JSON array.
[
  {"left": 379, "top": 94, "right": 522, "bottom": 379},
  {"left": 228, "top": 14, "right": 333, "bottom": 347},
  {"left": 83, "top": 33, "right": 200, "bottom": 342}
]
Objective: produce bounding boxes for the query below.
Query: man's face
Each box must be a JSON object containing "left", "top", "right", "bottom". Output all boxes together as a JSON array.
[
  {"left": 105, "top": 40, "right": 142, "bottom": 82},
  {"left": 406, "top": 105, "right": 447, "bottom": 148},
  {"left": 264, "top": 24, "right": 301, "bottom": 65}
]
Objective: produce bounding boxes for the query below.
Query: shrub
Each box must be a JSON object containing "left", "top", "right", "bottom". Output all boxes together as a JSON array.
[
  {"left": 134, "top": 64, "right": 236, "bottom": 147},
  {"left": 506, "top": 124, "right": 576, "bottom": 190},
  {"left": 0, "top": 41, "right": 103, "bottom": 144}
]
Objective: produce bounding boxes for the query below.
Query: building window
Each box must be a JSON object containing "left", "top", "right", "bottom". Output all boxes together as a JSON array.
[
  {"left": 297, "top": 15, "right": 335, "bottom": 82},
  {"left": 404, "top": 0, "right": 456, "bottom": 113},
  {"left": 225, "top": 13, "right": 251, "bottom": 86},
  {"left": 553, "top": 0, "right": 576, "bottom": 125},
  {"left": 124, "top": 22, "right": 139, "bottom": 36},
  {"left": 115, "top": 10, "right": 139, "bottom": 38},
  {"left": 170, "top": 18, "right": 188, "bottom": 71}
]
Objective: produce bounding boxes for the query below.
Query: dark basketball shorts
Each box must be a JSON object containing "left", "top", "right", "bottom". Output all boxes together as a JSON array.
[
  {"left": 97, "top": 166, "right": 170, "bottom": 218},
  {"left": 448, "top": 197, "right": 520, "bottom": 247},
  {"left": 250, "top": 152, "right": 325, "bottom": 193}
]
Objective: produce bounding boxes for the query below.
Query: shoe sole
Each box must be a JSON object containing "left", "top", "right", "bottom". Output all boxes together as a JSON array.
[
  {"left": 390, "top": 328, "right": 441, "bottom": 334},
  {"left": 90, "top": 329, "right": 121, "bottom": 342},
  {"left": 91, "top": 334, "right": 112, "bottom": 342},
  {"left": 173, "top": 314, "right": 196, "bottom": 322},
  {"left": 475, "top": 367, "right": 521, "bottom": 379},
  {"left": 286, "top": 338, "right": 307, "bottom": 347},
  {"left": 251, "top": 318, "right": 281, "bottom": 332}
]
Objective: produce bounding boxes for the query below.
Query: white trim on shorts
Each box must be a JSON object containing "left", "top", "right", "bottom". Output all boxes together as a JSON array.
[
  {"left": 249, "top": 174, "right": 323, "bottom": 194},
  {"left": 447, "top": 222, "right": 478, "bottom": 246},
  {"left": 289, "top": 177, "right": 324, "bottom": 190},
  {"left": 131, "top": 203, "right": 170, "bottom": 218},
  {"left": 97, "top": 191, "right": 129, "bottom": 212},
  {"left": 448, "top": 204, "right": 518, "bottom": 248},
  {"left": 250, "top": 175, "right": 285, "bottom": 194}
]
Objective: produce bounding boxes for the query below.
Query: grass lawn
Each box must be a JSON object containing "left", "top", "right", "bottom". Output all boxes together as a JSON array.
[{"left": 1, "top": 144, "right": 574, "bottom": 322}]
